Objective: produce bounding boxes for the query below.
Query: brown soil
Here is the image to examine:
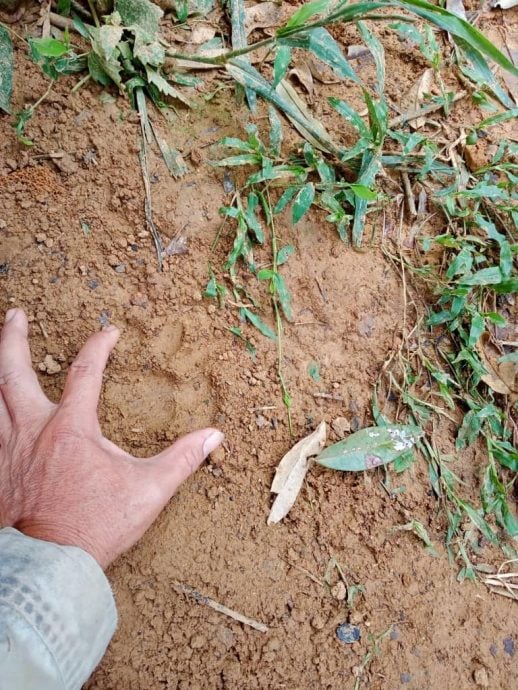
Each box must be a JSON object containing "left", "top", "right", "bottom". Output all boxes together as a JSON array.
[{"left": 1, "top": 8, "right": 517, "bottom": 690}]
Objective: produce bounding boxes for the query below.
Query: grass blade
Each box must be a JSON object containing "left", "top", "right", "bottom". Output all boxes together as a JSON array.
[
  {"left": 229, "top": 0, "right": 256, "bottom": 110},
  {"left": 226, "top": 59, "right": 342, "bottom": 155}
]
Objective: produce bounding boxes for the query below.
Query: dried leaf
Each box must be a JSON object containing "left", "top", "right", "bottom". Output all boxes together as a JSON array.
[
  {"left": 289, "top": 61, "right": 314, "bottom": 98},
  {"left": 446, "top": 0, "right": 467, "bottom": 20},
  {"left": 191, "top": 23, "right": 216, "bottom": 44},
  {"left": 475, "top": 334, "right": 517, "bottom": 397},
  {"left": 400, "top": 68, "right": 434, "bottom": 129},
  {"left": 268, "top": 421, "right": 326, "bottom": 524},
  {"left": 245, "top": 2, "right": 282, "bottom": 36}
]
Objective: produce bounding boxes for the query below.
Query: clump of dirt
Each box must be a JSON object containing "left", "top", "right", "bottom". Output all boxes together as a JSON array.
[{"left": 1, "top": 21, "right": 517, "bottom": 690}]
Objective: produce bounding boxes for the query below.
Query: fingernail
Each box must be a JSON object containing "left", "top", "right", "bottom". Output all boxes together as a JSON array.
[
  {"left": 5, "top": 308, "right": 18, "bottom": 323},
  {"left": 103, "top": 324, "right": 119, "bottom": 333},
  {"left": 202, "top": 430, "right": 224, "bottom": 458}
]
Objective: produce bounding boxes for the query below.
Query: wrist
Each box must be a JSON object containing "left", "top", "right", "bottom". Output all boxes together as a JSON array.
[{"left": 15, "top": 520, "right": 108, "bottom": 568}]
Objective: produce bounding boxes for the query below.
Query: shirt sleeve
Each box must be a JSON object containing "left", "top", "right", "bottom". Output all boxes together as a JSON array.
[{"left": 0, "top": 527, "right": 117, "bottom": 690}]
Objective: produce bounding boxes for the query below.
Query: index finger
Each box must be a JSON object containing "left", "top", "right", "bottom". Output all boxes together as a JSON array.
[{"left": 0, "top": 309, "right": 53, "bottom": 421}]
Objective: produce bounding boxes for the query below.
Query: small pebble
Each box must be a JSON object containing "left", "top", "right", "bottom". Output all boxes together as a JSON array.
[
  {"left": 473, "top": 668, "right": 489, "bottom": 688},
  {"left": 350, "top": 416, "right": 362, "bottom": 432},
  {"left": 336, "top": 623, "right": 360, "bottom": 644},
  {"left": 130, "top": 292, "right": 148, "bottom": 308},
  {"left": 38, "top": 354, "right": 61, "bottom": 375},
  {"left": 400, "top": 672, "right": 412, "bottom": 684},
  {"left": 331, "top": 417, "right": 350, "bottom": 438},
  {"left": 331, "top": 581, "right": 346, "bottom": 601},
  {"left": 114, "top": 264, "right": 126, "bottom": 273},
  {"left": 87, "top": 279, "right": 100, "bottom": 290}
]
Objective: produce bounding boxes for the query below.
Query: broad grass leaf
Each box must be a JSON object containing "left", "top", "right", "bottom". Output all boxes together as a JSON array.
[
  {"left": 116, "top": 0, "right": 163, "bottom": 37},
  {"left": 213, "top": 153, "right": 261, "bottom": 166},
  {"left": 268, "top": 421, "right": 327, "bottom": 524},
  {"left": 394, "top": 0, "right": 518, "bottom": 75},
  {"left": 244, "top": 192, "right": 264, "bottom": 243},
  {"left": 268, "top": 105, "right": 283, "bottom": 155},
  {"left": 358, "top": 22, "right": 385, "bottom": 92},
  {"left": 352, "top": 149, "right": 380, "bottom": 246},
  {"left": 292, "top": 183, "right": 315, "bottom": 224},
  {"left": 490, "top": 440, "right": 518, "bottom": 472},
  {"left": 329, "top": 97, "right": 369, "bottom": 138},
  {"left": 284, "top": 0, "right": 331, "bottom": 30},
  {"left": 315, "top": 424, "right": 422, "bottom": 471},
  {"left": 229, "top": 0, "right": 256, "bottom": 110},
  {"left": 274, "top": 186, "right": 297, "bottom": 214},
  {"left": 226, "top": 59, "right": 341, "bottom": 155},
  {"left": 241, "top": 307, "right": 277, "bottom": 340},
  {"left": 0, "top": 26, "right": 13, "bottom": 114},
  {"left": 280, "top": 28, "right": 359, "bottom": 83},
  {"left": 273, "top": 45, "right": 291, "bottom": 87},
  {"left": 273, "top": 273, "right": 293, "bottom": 321}
]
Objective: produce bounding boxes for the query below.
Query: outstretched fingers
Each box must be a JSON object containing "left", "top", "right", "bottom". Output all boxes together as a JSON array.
[
  {"left": 0, "top": 309, "right": 54, "bottom": 422},
  {"left": 60, "top": 325, "right": 120, "bottom": 415}
]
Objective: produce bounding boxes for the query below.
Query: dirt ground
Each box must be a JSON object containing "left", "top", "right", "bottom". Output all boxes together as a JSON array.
[{"left": 1, "top": 5, "right": 517, "bottom": 689}]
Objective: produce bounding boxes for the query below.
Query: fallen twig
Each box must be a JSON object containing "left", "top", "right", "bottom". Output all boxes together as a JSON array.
[
  {"left": 172, "top": 581, "right": 268, "bottom": 632},
  {"left": 483, "top": 559, "right": 518, "bottom": 601},
  {"left": 388, "top": 91, "right": 466, "bottom": 128}
]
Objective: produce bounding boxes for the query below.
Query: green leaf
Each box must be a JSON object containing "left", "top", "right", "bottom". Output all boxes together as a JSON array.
[
  {"left": 493, "top": 278, "right": 518, "bottom": 294},
  {"left": 273, "top": 273, "right": 293, "bottom": 321},
  {"left": 87, "top": 51, "right": 114, "bottom": 86},
  {"left": 268, "top": 106, "right": 283, "bottom": 156},
  {"left": 460, "top": 267, "right": 502, "bottom": 286},
  {"left": 350, "top": 184, "right": 377, "bottom": 201},
  {"left": 30, "top": 37, "right": 69, "bottom": 58},
  {"left": 257, "top": 268, "right": 274, "bottom": 280},
  {"left": 274, "top": 186, "right": 298, "bottom": 214},
  {"left": 115, "top": 0, "right": 163, "bottom": 37},
  {"left": 213, "top": 153, "right": 261, "bottom": 167},
  {"left": 292, "top": 182, "right": 315, "bottom": 224},
  {"left": 459, "top": 499, "right": 498, "bottom": 544},
  {"left": 358, "top": 21, "right": 385, "bottom": 93},
  {"left": 468, "top": 312, "right": 485, "bottom": 347},
  {"left": 226, "top": 59, "right": 341, "bottom": 156},
  {"left": 329, "top": 97, "right": 369, "bottom": 138},
  {"left": 204, "top": 274, "right": 217, "bottom": 297},
  {"left": 241, "top": 307, "right": 277, "bottom": 340},
  {"left": 0, "top": 26, "right": 13, "bottom": 114},
  {"left": 284, "top": 0, "right": 331, "bottom": 30},
  {"left": 277, "top": 244, "right": 295, "bottom": 265},
  {"left": 229, "top": 0, "right": 256, "bottom": 111},
  {"left": 145, "top": 67, "right": 191, "bottom": 106},
  {"left": 273, "top": 45, "right": 291, "bottom": 87},
  {"left": 316, "top": 425, "right": 422, "bottom": 472},
  {"left": 244, "top": 192, "right": 264, "bottom": 243},
  {"left": 395, "top": 0, "right": 518, "bottom": 75},
  {"left": 352, "top": 149, "right": 381, "bottom": 246},
  {"left": 280, "top": 28, "right": 359, "bottom": 83},
  {"left": 307, "top": 361, "right": 320, "bottom": 382},
  {"left": 490, "top": 439, "right": 518, "bottom": 473}
]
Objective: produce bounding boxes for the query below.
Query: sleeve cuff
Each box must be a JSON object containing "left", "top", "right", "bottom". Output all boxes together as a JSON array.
[{"left": 0, "top": 527, "right": 117, "bottom": 690}]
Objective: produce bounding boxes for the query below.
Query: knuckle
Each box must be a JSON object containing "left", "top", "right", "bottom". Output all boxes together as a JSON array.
[
  {"left": 0, "top": 368, "right": 21, "bottom": 387},
  {"left": 69, "top": 358, "right": 96, "bottom": 378}
]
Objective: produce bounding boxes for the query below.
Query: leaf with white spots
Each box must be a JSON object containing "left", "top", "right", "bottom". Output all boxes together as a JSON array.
[{"left": 315, "top": 425, "right": 423, "bottom": 472}]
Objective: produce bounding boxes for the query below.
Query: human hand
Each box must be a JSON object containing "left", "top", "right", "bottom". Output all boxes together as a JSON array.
[{"left": 0, "top": 309, "right": 223, "bottom": 569}]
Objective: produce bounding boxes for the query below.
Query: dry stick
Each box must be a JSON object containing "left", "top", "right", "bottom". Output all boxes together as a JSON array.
[
  {"left": 171, "top": 581, "right": 268, "bottom": 633},
  {"left": 49, "top": 11, "right": 73, "bottom": 30},
  {"left": 313, "top": 392, "right": 343, "bottom": 401},
  {"left": 401, "top": 172, "right": 417, "bottom": 218},
  {"left": 388, "top": 91, "right": 467, "bottom": 128}
]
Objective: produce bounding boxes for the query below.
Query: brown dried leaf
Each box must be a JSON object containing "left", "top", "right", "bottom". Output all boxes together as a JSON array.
[
  {"left": 191, "top": 23, "right": 216, "bottom": 44},
  {"left": 268, "top": 421, "right": 326, "bottom": 525},
  {"left": 289, "top": 61, "right": 314, "bottom": 99},
  {"left": 245, "top": 2, "right": 282, "bottom": 36},
  {"left": 400, "top": 68, "right": 434, "bottom": 129},
  {"left": 475, "top": 335, "right": 517, "bottom": 397}
]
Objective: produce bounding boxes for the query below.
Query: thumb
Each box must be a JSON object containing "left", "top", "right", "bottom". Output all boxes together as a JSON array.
[{"left": 151, "top": 428, "right": 224, "bottom": 497}]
